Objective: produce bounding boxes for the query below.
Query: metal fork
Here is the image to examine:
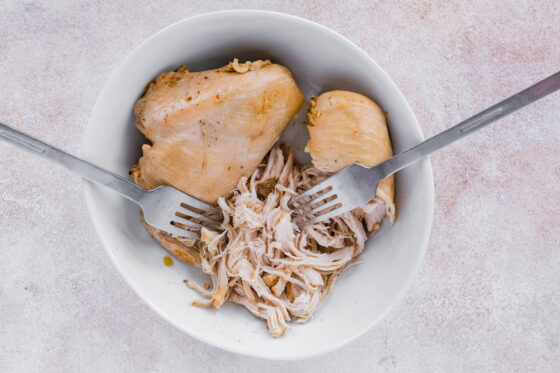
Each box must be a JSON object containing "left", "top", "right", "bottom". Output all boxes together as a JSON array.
[
  {"left": 0, "top": 122, "right": 222, "bottom": 239},
  {"left": 291, "top": 71, "right": 560, "bottom": 226}
]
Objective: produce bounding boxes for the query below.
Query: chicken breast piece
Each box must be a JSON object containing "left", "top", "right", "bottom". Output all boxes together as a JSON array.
[
  {"left": 306, "top": 90, "right": 395, "bottom": 230},
  {"left": 131, "top": 60, "right": 304, "bottom": 204},
  {"left": 131, "top": 60, "right": 304, "bottom": 267}
]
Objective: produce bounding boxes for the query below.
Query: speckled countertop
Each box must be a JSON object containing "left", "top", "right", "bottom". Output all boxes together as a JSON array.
[{"left": 1, "top": 1, "right": 559, "bottom": 372}]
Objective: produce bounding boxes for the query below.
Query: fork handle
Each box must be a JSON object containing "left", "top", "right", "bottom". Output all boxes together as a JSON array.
[
  {"left": 0, "top": 122, "right": 145, "bottom": 203},
  {"left": 377, "top": 71, "right": 560, "bottom": 178}
]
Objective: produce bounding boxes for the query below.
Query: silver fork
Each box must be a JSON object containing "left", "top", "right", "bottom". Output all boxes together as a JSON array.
[
  {"left": 291, "top": 71, "right": 560, "bottom": 226},
  {"left": 0, "top": 122, "right": 222, "bottom": 239}
]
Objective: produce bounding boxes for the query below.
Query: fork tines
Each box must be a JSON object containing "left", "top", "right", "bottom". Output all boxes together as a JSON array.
[
  {"left": 170, "top": 202, "right": 222, "bottom": 235},
  {"left": 154, "top": 186, "right": 223, "bottom": 240},
  {"left": 290, "top": 184, "right": 343, "bottom": 227}
]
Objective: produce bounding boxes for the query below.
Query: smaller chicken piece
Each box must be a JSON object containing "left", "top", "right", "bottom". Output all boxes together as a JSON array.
[{"left": 306, "top": 90, "right": 396, "bottom": 231}]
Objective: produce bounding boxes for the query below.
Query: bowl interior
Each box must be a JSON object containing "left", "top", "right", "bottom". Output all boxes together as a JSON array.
[{"left": 83, "top": 11, "right": 434, "bottom": 360}]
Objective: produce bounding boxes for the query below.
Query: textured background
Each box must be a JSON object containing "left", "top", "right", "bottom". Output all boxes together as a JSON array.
[{"left": 1, "top": 1, "right": 559, "bottom": 372}]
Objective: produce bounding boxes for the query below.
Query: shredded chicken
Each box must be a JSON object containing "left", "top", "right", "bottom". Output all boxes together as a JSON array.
[{"left": 186, "top": 145, "right": 389, "bottom": 337}]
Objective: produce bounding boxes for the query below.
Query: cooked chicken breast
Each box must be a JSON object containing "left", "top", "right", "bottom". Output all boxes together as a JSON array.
[
  {"left": 306, "top": 90, "right": 395, "bottom": 230},
  {"left": 130, "top": 69, "right": 396, "bottom": 337},
  {"left": 131, "top": 59, "right": 303, "bottom": 269},
  {"left": 131, "top": 59, "right": 304, "bottom": 204}
]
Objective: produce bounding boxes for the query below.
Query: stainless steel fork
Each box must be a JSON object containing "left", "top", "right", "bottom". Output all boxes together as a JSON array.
[
  {"left": 291, "top": 71, "right": 560, "bottom": 226},
  {"left": 0, "top": 122, "right": 222, "bottom": 239}
]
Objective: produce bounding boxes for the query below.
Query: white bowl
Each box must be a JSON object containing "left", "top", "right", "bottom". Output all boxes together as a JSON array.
[{"left": 83, "top": 10, "right": 434, "bottom": 360}]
